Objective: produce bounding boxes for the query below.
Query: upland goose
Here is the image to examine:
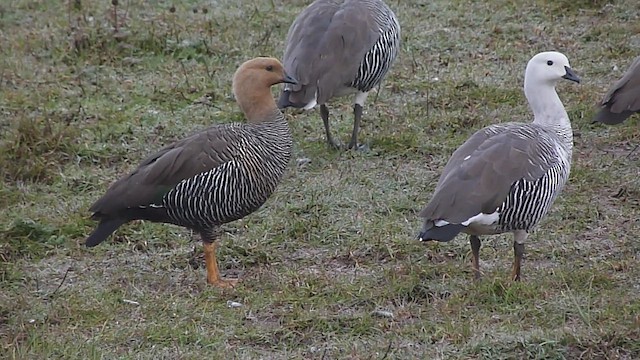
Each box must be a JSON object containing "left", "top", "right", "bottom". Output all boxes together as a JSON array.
[
  {"left": 278, "top": 0, "right": 401, "bottom": 149},
  {"left": 85, "top": 57, "right": 297, "bottom": 288},
  {"left": 594, "top": 56, "right": 640, "bottom": 125},
  {"left": 418, "top": 51, "right": 580, "bottom": 281}
]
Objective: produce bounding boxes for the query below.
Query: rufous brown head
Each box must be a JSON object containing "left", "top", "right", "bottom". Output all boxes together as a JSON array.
[{"left": 232, "top": 57, "right": 297, "bottom": 122}]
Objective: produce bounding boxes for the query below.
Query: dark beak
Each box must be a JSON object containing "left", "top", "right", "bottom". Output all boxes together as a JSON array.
[
  {"left": 282, "top": 72, "right": 298, "bottom": 85},
  {"left": 562, "top": 66, "right": 581, "bottom": 83}
]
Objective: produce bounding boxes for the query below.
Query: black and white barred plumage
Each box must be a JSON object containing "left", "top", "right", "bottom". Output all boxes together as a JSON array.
[
  {"left": 419, "top": 120, "right": 574, "bottom": 241},
  {"left": 162, "top": 120, "right": 292, "bottom": 232},
  {"left": 278, "top": 0, "right": 401, "bottom": 148},
  {"left": 84, "top": 57, "right": 297, "bottom": 286},
  {"left": 350, "top": 1, "right": 401, "bottom": 92},
  {"left": 473, "top": 123, "right": 572, "bottom": 235},
  {"left": 498, "top": 162, "right": 567, "bottom": 232},
  {"left": 417, "top": 51, "right": 580, "bottom": 280},
  {"left": 86, "top": 115, "right": 292, "bottom": 247}
]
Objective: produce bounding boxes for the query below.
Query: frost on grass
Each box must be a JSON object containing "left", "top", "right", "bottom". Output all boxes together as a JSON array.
[{"left": 1, "top": 0, "right": 640, "bottom": 358}]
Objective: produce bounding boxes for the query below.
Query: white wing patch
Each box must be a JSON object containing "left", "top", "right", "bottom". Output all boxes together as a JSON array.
[
  {"left": 461, "top": 211, "right": 500, "bottom": 226},
  {"left": 435, "top": 219, "right": 450, "bottom": 227},
  {"left": 303, "top": 90, "right": 318, "bottom": 110},
  {"left": 304, "top": 98, "right": 318, "bottom": 110}
]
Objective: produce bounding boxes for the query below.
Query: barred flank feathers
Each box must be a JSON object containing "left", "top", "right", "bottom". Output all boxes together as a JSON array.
[
  {"left": 163, "top": 119, "right": 292, "bottom": 231},
  {"left": 497, "top": 126, "right": 571, "bottom": 233},
  {"left": 350, "top": 0, "right": 401, "bottom": 92}
]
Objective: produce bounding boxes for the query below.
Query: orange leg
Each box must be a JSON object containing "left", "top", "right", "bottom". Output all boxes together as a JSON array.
[
  {"left": 470, "top": 235, "right": 482, "bottom": 280},
  {"left": 203, "top": 242, "right": 238, "bottom": 288}
]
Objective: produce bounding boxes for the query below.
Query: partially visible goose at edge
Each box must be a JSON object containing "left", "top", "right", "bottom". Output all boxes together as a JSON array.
[
  {"left": 594, "top": 56, "right": 640, "bottom": 125},
  {"left": 85, "top": 57, "right": 297, "bottom": 288},
  {"left": 278, "top": 0, "right": 401, "bottom": 150},
  {"left": 418, "top": 51, "right": 581, "bottom": 281}
]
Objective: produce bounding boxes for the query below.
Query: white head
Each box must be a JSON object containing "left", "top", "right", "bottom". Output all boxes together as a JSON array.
[
  {"left": 525, "top": 51, "right": 581, "bottom": 88},
  {"left": 524, "top": 51, "right": 580, "bottom": 129}
]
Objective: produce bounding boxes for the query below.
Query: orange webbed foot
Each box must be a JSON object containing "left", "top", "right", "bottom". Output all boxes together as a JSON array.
[{"left": 207, "top": 276, "right": 239, "bottom": 288}]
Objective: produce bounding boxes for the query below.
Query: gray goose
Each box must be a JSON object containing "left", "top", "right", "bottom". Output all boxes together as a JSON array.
[
  {"left": 85, "top": 57, "right": 297, "bottom": 288},
  {"left": 594, "top": 56, "right": 640, "bottom": 125},
  {"left": 418, "top": 51, "right": 580, "bottom": 281},
  {"left": 278, "top": 0, "right": 401, "bottom": 149}
]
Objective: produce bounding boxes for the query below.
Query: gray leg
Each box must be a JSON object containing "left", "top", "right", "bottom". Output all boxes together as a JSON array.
[
  {"left": 512, "top": 231, "right": 528, "bottom": 281},
  {"left": 470, "top": 235, "right": 481, "bottom": 280},
  {"left": 320, "top": 104, "right": 340, "bottom": 149},
  {"left": 348, "top": 104, "right": 363, "bottom": 150}
]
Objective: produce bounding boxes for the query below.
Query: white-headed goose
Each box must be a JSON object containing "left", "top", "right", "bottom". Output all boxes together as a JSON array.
[{"left": 418, "top": 51, "right": 580, "bottom": 281}]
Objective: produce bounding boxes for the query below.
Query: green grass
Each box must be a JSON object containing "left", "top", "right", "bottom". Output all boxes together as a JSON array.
[{"left": 1, "top": 0, "right": 639, "bottom": 358}]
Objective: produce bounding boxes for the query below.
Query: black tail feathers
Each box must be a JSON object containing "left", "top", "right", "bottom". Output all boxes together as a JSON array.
[
  {"left": 594, "top": 108, "right": 635, "bottom": 125},
  {"left": 418, "top": 222, "right": 464, "bottom": 243}
]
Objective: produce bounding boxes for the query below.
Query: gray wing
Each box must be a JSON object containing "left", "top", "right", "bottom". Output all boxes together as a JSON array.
[
  {"left": 594, "top": 56, "right": 640, "bottom": 124},
  {"left": 282, "top": 0, "right": 379, "bottom": 106},
  {"left": 420, "top": 124, "right": 561, "bottom": 224},
  {"left": 90, "top": 125, "right": 246, "bottom": 215}
]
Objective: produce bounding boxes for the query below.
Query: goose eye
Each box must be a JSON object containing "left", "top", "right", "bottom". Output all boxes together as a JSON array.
[
  {"left": 547, "top": 60, "right": 553, "bottom": 66},
  {"left": 266, "top": 65, "right": 273, "bottom": 71}
]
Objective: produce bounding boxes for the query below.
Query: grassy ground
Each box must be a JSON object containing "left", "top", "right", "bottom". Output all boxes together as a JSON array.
[{"left": 1, "top": 0, "right": 639, "bottom": 358}]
